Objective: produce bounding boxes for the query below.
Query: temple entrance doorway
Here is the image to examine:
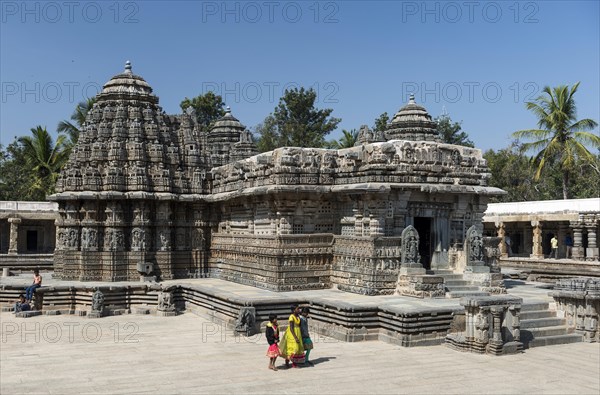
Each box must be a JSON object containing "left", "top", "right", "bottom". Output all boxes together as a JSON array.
[
  {"left": 414, "top": 217, "right": 432, "bottom": 270},
  {"left": 26, "top": 230, "right": 38, "bottom": 252}
]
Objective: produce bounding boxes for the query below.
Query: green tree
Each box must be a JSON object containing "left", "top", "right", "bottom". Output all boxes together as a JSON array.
[
  {"left": 0, "top": 140, "right": 37, "bottom": 200},
  {"left": 253, "top": 115, "right": 278, "bottom": 153},
  {"left": 328, "top": 129, "right": 358, "bottom": 149},
  {"left": 373, "top": 112, "right": 389, "bottom": 132},
  {"left": 18, "top": 126, "right": 69, "bottom": 198},
  {"left": 513, "top": 82, "right": 600, "bottom": 199},
  {"left": 484, "top": 142, "right": 555, "bottom": 202},
  {"left": 255, "top": 87, "right": 341, "bottom": 149},
  {"left": 435, "top": 114, "right": 474, "bottom": 147},
  {"left": 566, "top": 153, "right": 600, "bottom": 198},
  {"left": 180, "top": 92, "right": 226, "bottom": 130},
  {"left": 57, "top": 97, "right": 96, "bottom": 149}
]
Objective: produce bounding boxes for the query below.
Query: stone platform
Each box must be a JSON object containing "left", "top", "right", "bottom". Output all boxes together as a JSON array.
[
  {"left": 1, "top": 271, "right": 554, "bottom": 347},
  {"left": 500, "top": 257, "right": 600, "bottom": 282}
]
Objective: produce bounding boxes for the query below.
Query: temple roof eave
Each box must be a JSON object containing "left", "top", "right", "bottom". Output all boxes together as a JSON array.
[{"left": 205, "top": 183, "right": 506, "bottom": 203}]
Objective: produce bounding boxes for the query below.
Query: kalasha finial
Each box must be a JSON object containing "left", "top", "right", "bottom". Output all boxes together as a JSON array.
[
  {"left": 409, "top": 93, "right": 416, "bottom": 104},
  {"left": 225, "top": 106, "right": 231, "bottom": 113},
  {"left": 125, "top": 60, "right": 132, "bottom": 73}
]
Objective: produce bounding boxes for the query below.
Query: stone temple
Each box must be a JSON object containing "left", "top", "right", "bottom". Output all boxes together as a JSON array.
[{"left": 49, "top": 62, "right": 505, "bottom": 295}]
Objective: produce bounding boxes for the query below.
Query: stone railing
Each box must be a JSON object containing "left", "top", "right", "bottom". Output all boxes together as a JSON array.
[
  {"left": 552, "top": 277, "right": 600, "bottom": 342},
  {"left": 446, "top": 295, "right": 523, "bottom": 355},
  {"left": 0, "top": 201, "right": 59, "bottom": 212}
]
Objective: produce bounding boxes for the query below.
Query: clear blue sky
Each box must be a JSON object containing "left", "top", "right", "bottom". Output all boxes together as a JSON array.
[{"left": 1, "top": 0, "right": 598, "bottom": 151}]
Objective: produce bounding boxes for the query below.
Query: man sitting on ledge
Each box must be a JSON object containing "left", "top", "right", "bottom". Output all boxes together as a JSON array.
[{"left": 24, "top": 269, "right": 42, "bottom": 303}]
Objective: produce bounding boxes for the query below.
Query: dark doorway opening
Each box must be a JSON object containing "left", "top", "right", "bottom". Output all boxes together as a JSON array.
[
  {"left": 414, "top": 217, "right": 432, "bottom": 270},
  {"left": 26, "top": 230, "right": 38, "bottom": 252}
]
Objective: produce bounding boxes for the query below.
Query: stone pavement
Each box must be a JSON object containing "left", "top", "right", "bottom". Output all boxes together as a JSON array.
[{"left": 1, "top": 312, "right": 599, "bottom": 394}]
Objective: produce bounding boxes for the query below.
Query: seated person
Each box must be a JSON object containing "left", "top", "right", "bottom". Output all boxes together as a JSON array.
[
  {"left": 14, "top": 294, "right": 31, "bottom": 313},
  {"left": 24, "top": 269, "right": 42, "bottom": 302}
]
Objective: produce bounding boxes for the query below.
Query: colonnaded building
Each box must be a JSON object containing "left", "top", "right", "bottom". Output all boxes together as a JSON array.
[{"left": 15, "top": 61, "right": 596, "bottom": 295}]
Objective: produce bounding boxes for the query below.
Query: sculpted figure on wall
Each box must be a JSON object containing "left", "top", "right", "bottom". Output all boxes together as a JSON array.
[
  {"left": 91, "top": 289, "right": 104, "bottom": 314},
  {"left": 81, "top": 228, "right": 98, "bottom": 249},
  {"left": 401, "top": 225, "right": 420, "bottom": 264},
  {"left": 466, "top": 225, "right": 484, "bottom": 263}
]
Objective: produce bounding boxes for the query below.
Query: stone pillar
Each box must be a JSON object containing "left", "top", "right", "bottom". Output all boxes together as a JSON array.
[
  {"left": 584, "top": 217, "right": 598, "bottom": 261},
  {"left": 369, "top": 213, "right": 385, "bottom": 237},
  {"left": 489, "top": 307, "right": 504, "bottom": 346},
  {"left": 571, "top": 222, "right": 584, "bottom": 260},
  {"left": 354, "top": 212, "right": 363, "bottom": 237},
  {"left": 8, "top": 217, "right": 21, "bottom": 255},
  {"left": 496, "top": 222, "right": 507, "bottom": 257},
  {"left": 530, "top": 221, "right": 543, "bottom": 259},
  {"left": 558, "top": 223, "right": 568, "bottom": 259}
]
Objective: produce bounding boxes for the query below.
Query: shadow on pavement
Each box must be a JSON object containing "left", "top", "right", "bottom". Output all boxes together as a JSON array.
[
  {"left": 308, "top": 356, "right": 336, "bottom": 366},
  {"left": 504, "top": 279, "right": 527, "bottom": 289}
]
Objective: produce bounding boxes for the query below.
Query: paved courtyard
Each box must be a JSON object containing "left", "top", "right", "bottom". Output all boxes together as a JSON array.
[{"left": 1, "top": 311, "right": 599, "bottom": 394}]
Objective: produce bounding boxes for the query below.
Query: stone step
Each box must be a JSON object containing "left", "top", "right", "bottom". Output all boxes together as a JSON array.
[
  {"left": 526, "top": 325, "right": 572, "bottom": 338},
  {"left": 444, "top": 280, "right": 471, "bottom": 287},
  {"left": 445, "top": 286, "right": 480, "bottom": 292},
  {"left": 520, "top": 310, "right": 555, "bottom": 320},
  {"left": 521, "top": 317, "right": 565, "bottom": 329},
  {"left": 521, "top": 302, "right": 550, "bottom": 312},
  {"left": 446, "top": 291, "right": 490, "bottom": 298},
  {"left": 433, "top": 274, "right": 465, "bottom": 280},
  {"left": 527, "top": 334, "right": 583, "bottom": 348},
  {"left": 430, "top": 270, "right": 455, "bottom": 274}
]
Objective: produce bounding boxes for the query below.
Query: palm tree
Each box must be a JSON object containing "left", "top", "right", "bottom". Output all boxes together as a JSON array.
[
  {"left": 330, "top": 129, "right": 359, "bottom": 149},
  {"left": 18, "top": 126, "right": 69, "bottom": 197},
  {"left": 57, "top": 97, "right": 96, "bottom": 149},
  {"left": 513, "top": 82, "right": 599, "bottom": 199}
]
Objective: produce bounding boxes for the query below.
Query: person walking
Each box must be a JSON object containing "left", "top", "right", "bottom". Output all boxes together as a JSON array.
[
  {"left": 550, "top": 234, "right": 559, "bottom": 259},
  {"left": 300, "top": 306, "right": 314, "bottom": 366},
  {"left": 279, "top": 305, "right": 304, "bottom": 368},
  {"left": 265, "top": 313, "right": 280, "bottom": 371}
]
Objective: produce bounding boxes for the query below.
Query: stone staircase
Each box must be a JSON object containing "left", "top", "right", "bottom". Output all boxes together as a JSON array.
[
  {"left": 520, "top": 302, "right": 583, "bottom": 348},
  {"left": 429, "top": 270, "right": 489, "bottom": 298}
]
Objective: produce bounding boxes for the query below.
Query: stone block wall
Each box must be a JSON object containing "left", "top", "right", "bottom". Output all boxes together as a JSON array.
[
  {"left": 209, "top": 234, "right": 333, "bottom": 291},
  {"left": 332, "top": 236, "right": 402, "bottom": 295}
]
